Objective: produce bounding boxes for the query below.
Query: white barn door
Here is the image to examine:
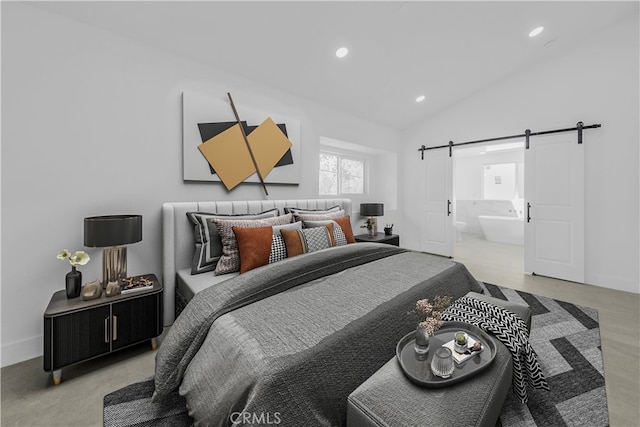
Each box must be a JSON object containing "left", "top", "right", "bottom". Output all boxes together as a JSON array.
[
  {"left": 525, "top": 134, "right": 585, "bottom": 282},
  {"left": 423, "top": 148, "right": 454, "bottom": 257}
]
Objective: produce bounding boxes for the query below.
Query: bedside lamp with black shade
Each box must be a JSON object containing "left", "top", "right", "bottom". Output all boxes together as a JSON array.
[
  {"left": 359, "top": 203, "right": 384, "bottom": 237},
  {"left": 84, "top": 214, "right": 142, "bottom": 286}
]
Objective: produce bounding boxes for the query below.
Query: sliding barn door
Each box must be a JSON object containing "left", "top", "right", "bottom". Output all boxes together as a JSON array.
[
  {"left": 525, "top": 134, "right": 584, "bottom": 283},
  {"left": 423, "top": 148, "right": 454, "bottom": 257}
]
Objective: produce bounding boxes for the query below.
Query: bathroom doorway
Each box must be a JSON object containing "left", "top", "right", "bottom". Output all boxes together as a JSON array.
[{"left": 452, "top": 141, "right": 525, "bottom": 273}]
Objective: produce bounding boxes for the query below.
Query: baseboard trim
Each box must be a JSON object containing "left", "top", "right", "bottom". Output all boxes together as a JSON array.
[
  {"left": 586, "top": 273, "right": 639, "bottom": 295},
  {"left": 1, "top": 335, "right": 42, "bottom": 368}
]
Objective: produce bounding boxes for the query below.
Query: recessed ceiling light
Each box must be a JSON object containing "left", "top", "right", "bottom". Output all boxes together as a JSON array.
[
  {"left": 336, "top": 47, "right": 349, "bottom": 58},
  {"left": 416, "top": 95, "right": 426, "bottom": 103},
  {"left": 529, "top": 26, "right": 544, "bottom": 38}
]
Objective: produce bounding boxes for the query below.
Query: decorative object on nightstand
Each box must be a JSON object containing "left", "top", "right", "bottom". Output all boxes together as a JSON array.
[
  {"left": 359, "top": 203, "right": 384, "bottom": 237},
  {"left": 84, "top": 215, "right": 142, "bottom": 286},
  {"left": 43, "top": 274, "right": 163, "bottom": 385},
  {"left": 81, "top": 280, "right": 102, "bottom": 301},
  {"left": 56, "top": 249, "right": 90, "bottom": 299},
  {"left": 384, "top": 224, "right": 394, "bottom": 235},
  {"left": 105, "top": 281, "right": 121, "bottom": 297}
]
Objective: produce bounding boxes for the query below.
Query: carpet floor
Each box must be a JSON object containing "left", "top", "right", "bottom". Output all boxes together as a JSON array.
[{"left": 103, "top": 285, "right": 607, "bottom": 427}]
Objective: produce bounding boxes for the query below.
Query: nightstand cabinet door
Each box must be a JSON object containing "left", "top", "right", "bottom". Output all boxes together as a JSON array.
[
  {"left": 111, "top": 293, "right": 161, "bottom": 351},
  {"left": 45, "top": 306, "right": 111, "bottom": 371}
]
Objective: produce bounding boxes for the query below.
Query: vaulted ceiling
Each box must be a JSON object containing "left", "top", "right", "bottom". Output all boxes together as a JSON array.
[{"left": 30, "top": 1, "right": 639, "bottom": 130}]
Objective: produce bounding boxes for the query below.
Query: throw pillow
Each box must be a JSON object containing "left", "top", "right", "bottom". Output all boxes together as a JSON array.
[
  {"left": 232, "top": 226, "right": 274, "bottom": 274},
  {"left": 293, "top": 210, "right": 345, "bottom": 222},
  {"left": 269, "top": 235, "right": 288, "bottom": 264},
  {"left": 303, "top": 215, "right": 356, "bottom": 244},
  {"left": 281, "top": 224, "right": 336, "bottom": 258},
  {"left": 302, "top": 220, "right": 348, "bottom": 246},
  {"left": 213, "top": 213, "right": 293, "bottom": 275},
  {"left": 283, "top": 205, "right": 342, "bottom": 215},
  {"left": 273, "top": 221, "right": 303, "bottom": 235},
  {"left": 186, "top": 208, "right": 279, "bottom": 275}
]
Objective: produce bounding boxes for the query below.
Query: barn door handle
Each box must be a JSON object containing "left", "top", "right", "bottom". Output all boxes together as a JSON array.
[
  {"left": 527, "top": 202, "right": 531, "bottom": 223},
  {"left": 447, "top": 200, "right": 452, "bottom": 216}
]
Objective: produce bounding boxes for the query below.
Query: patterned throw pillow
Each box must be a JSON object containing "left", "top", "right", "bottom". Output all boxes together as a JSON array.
[
  {"left": 186, "top": 208, "right": 279, "bottom": 275},
  {"left": 303, "top": 215, "right": 356, "bottom": 244},
  {"left": 213, "top": 213, "right": 293, "bottom": 275},
  {"left": 303, "top": 220, "right": 348, "bottom": 246},
  {"left": 281, "top": 224, "right": 336, "bottom": 258},
  {"left": 268, "top": 235, "right": 288, "bottom": 264}
]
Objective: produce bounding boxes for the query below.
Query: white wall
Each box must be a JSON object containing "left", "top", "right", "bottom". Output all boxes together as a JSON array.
[
  {"left": 455, "top": 149, "right": 524, "bottom": 200},
  {"left": 0, "top": 3, "right": 401, "bottom": 366},
  {"left": 402, "top": 13, "right": 639, "bottom": 294}
]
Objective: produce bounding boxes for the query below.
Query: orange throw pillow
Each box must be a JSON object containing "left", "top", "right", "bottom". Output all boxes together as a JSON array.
[
  {"left": 333, "top": 216, "right": 356, "bottom": 244},
  {"left": 232, "top": 226, "right": 274, "bottom": 273}
]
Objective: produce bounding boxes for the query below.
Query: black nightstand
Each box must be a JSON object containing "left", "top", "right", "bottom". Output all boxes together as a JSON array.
[
  {"left": 43, "top": 274, "right": 163, "bottom": 385},
  {"left": 354, "top": 232, "right": 400, "bottom": 246}
]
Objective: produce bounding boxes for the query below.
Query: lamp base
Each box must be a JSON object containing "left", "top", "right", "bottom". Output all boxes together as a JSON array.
[
  {"left": 103, "top": 246, "right": 127, "bottom": 286},
  {"left": 368, "top": 217, "right": 378, "bottom": 237}
]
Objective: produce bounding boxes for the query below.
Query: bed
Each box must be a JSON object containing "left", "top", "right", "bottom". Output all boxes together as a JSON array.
[{"left": 156, "top": 198, "right": 485, "bottom": 426}]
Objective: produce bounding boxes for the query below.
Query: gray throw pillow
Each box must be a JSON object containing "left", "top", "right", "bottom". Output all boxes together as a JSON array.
[
  {"left": 283, "top": 205, "right": 342, "bottom": 215},
  {"left": 186, "top": 208, "right": 279, "bottom": 274}
]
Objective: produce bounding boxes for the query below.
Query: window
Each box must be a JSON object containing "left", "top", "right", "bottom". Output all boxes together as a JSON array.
[{"left": 319, "top": 152, "right": 365, "bottom": 195}]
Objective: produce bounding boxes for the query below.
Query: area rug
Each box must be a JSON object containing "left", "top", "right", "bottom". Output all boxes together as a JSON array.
[
  {"left": 103, "top": 285, "right": 607, "bottom": 427},
  {"left": 484, "top": 283, "right": 608, "bottom": 427}
]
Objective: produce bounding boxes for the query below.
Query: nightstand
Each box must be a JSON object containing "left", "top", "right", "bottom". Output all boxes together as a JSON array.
[
  {"left": 354, "top": 232, "right": 400, "bottom": 246},
  {"left": 43, "top": 274, "right": 163, "bottom": 385}
]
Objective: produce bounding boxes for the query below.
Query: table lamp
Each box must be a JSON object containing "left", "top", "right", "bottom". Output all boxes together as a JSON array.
[
  {"left": 84, "top": 215, "right": 142, "bottom": 286},
  {"left": 360, "top": 203, "right": 384, "bottom": 237}
]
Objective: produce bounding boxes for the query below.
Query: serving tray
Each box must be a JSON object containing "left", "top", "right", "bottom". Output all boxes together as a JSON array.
[{"left": 396, "top": 321, "right": 497, "bottom": 388}]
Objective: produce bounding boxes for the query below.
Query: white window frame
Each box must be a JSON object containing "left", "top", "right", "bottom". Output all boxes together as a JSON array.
[{"left": 319, "top": 150, "right": 368, "bottom": 196}]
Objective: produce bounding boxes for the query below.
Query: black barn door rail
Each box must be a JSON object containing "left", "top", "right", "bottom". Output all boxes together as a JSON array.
[{"left": 418, "top": 122, "right": 601, "bottom": 159}]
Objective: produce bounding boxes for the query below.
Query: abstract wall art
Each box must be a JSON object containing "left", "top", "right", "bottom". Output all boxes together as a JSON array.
[{"left": 182, "top": 91, "right": 301, "bottom": 193}]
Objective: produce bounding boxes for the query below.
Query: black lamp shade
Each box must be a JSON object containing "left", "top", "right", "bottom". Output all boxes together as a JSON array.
[
  {"left": 360, "top": 203, "right": 384, "bottom": 217},
  {"left": 84, "top": 215, "right": 142, "bottom": 247}
]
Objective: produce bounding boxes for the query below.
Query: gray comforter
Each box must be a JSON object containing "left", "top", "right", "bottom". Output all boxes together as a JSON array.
[{"left": 154, "top": 243, "right": 483, "bottom": 427}]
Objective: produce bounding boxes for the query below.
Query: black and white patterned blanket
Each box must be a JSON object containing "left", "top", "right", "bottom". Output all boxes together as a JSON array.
[{"left": 442, "top": 295, "right": 549, "bottom": 403}]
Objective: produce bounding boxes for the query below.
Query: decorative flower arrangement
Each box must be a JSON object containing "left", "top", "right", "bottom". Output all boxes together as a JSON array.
[
  {"left": 57, "top": 249, "right": 90, "bottom": 267},
  {"left": 413, "top": 295, "right": 452, "bottom": 336},
  {"left": 360, "top": 218, "right": 375, "bottom": 231}
]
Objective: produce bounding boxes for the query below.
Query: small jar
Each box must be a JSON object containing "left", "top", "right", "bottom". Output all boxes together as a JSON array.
[{"left": 431, "top": 347, "right": 455, "bottom": 378}]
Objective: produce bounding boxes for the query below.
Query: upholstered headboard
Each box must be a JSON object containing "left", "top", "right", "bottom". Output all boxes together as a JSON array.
[{"left": 161, "top": 198, "right": 352, "bottom": 325}]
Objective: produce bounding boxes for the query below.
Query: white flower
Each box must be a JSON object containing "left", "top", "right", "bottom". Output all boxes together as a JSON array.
[
  {"left": 56, "top": 249, "right": 71, "bottom": 260},
  {"left": 57, "top": 249, "right": 90, "bottom": 266}
]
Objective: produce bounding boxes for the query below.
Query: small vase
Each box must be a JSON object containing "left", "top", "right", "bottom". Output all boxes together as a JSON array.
[
  {"left": 65, "top": 266, "right": 82, "bottom": 299},
  {"left": 414, "top": 326, "right": 430, "bottom": 358}
]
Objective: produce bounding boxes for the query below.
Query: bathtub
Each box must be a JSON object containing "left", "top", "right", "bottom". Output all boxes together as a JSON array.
[{"left": 478, "top": 215, "right": 524, "bottom": 245}]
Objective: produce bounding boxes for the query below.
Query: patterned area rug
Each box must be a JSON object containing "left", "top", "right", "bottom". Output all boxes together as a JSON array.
[
  {"left": 484, "top": 284, "right": 608, "bottom": 427},
  {"left": 103, "top": 285, "right": 607, "bottom": 427}
]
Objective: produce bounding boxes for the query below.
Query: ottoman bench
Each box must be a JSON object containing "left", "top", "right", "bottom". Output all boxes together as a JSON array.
[{"left": 347, "top": 292, "right": 531, "bottom": 427}]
